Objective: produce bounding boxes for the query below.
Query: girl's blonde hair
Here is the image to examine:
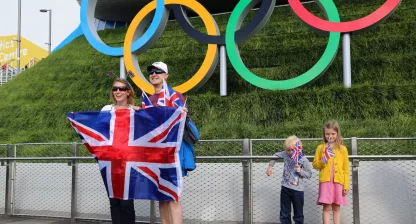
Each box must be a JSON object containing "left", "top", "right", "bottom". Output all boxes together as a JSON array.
[
  {"left": 110, "top": 78, "right": 135, "bottom": 105},
  {"left": 323, "top": 120, "right": 343, "bottom": 147}
]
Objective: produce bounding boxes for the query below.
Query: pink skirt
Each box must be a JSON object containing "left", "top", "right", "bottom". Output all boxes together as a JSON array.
[{"left": 317, "top": 162, "right": 347, "bottom": 206}]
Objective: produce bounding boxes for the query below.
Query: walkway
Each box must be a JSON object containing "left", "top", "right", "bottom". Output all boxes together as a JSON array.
[{"left": 0, "top": 216, "right": 111, "bottom": 224}]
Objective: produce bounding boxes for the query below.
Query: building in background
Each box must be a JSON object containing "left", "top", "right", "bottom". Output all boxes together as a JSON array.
[{"left": 0, "top": 35, "right": 48, "bottom": 69}]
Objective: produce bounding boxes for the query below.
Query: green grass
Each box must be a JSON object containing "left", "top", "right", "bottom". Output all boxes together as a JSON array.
[{"left": 0, "top": 0, "right": 415, "bottom": 157}]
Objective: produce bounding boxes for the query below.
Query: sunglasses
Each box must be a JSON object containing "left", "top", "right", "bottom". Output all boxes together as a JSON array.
[
  {"left": 112, "top": 86, "right": 129, "bottom": 92},
  {"left": 147, "top": 69, "right": 165, "bottom": 75}
]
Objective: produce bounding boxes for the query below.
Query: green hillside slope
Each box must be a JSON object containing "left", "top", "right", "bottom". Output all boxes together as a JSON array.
[{"left": 0, "top": 0, "right": 415, "bottom": 143}]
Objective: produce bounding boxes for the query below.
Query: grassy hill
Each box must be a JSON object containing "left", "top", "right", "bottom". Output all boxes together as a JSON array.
[{"left": 0, "top": 0, "right": 415, "bottom": 144}]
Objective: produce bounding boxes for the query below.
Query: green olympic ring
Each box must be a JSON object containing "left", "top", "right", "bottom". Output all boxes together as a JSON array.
[{"left": 225, "top": 0, "right": 341, "bottom": 90}]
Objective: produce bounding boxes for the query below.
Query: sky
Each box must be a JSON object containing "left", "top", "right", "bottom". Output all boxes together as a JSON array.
[{"left": 0, "top": 0, "right": 80, "bottom": 51}]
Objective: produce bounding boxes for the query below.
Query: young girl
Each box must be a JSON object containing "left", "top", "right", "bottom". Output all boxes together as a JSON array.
[{"left": 312, "top": 121, "right": 350, "bottom": 224}]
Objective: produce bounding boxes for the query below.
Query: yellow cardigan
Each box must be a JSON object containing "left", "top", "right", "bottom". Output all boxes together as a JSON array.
[{"left": 312, "top": 143, "right": 350, "bottom": 190}]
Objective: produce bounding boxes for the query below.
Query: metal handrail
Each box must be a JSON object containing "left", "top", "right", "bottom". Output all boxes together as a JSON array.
[
  {"left": 0, "top": 155, "right": 415, "bottom": 161},
  {"left": 3, "top": 137, "right": 415, "bottom": 145},
  {"left": 0, "top": 157, "right": 92, "bottom": 161},
  {"left": 199, "top": 139, "right": 244, "bottom": 142},
  {"left": 6, "top": 139, "right": 244, "bottom": 146},
  {"left": 13, "top": 142, "right": 76, "bottom": 146},
  {"left": 250, "top": 138, "right": 352, "bottom": 141},
  {"left": 356, "top": 137, "right": 416, "bottom": 140}
]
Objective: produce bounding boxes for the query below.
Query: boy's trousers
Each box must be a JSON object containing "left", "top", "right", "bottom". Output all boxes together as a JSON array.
[{"left": 280, "top": 186, "right": 304, "bottom": 224}]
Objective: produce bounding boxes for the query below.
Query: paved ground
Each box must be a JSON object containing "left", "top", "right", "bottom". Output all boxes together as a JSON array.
[{"left": 0, "top": 216, "right": 112, "bottom": 224}]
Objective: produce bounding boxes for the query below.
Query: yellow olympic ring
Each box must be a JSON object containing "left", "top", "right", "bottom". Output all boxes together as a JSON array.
[{"left": 124, "top": 0, "right": 219, "bottom": 94}]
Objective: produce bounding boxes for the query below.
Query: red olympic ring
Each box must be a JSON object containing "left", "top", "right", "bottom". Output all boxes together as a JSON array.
[{"left": 288, "top": 0, "right": 401, "bottom": 33}]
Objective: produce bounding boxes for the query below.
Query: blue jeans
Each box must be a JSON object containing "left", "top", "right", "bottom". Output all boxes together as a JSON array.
[{"left": 280, "top": 186, "right": 304, "bottom": 224}]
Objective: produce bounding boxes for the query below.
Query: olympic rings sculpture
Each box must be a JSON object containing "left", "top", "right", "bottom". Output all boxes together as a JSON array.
[{"left": 80, "top": 0, "right": 401, "bottom": 93}]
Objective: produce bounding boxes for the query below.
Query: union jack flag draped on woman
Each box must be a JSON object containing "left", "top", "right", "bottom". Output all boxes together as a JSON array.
[{"left": 67, "top": 106, "right": 186, "bottom": 202}]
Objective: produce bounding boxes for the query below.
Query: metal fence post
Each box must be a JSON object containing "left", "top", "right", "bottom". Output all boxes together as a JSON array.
[
  {"left": 242, "top": 138, "right": 251, "bottom": 224},
  {"left": 249, "top": 140, "right": 253, "bottom": 224},
  {"left": 351, "top": 137, "right": 360, "bottom": 224},
  {"left": 150, "top": 200, "right": 156, "bottom": 224},
  {"left": 4, "top": 144, "right": 13, "bottom": 216},
  {"left": 70, "top": 143, "right": 78, "bottom": 223},
  {"left": 12, "top": 145, "right": 16, "bottom": 215}
]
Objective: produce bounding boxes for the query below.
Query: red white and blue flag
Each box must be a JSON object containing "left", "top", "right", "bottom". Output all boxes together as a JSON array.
[
  {"left": 67, "top": 107, "right": 186, "bottom": 202},
  {"left": 291, "top": 141, "right": 303, "bottom": 164},
  {"left": 156, "top": 79, "right": 183, "bottom": 108},
  {"left": 141, "top": 89, "right": 154, "bottom": 109},
  {"left": 322, "top": 141, "right": 335, "bottom": 163},
  {"left": 165, "top": 81, "right": 183, "bottom": 107},
  {"left": 156, "top": 82, "right": 166, "bottom": 107}
]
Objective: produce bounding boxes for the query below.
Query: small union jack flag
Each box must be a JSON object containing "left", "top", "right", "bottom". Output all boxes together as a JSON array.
[
  {"left": 141, "top": 89, "right": 154, "bottom": 109},
  {"left": 165, "top": 82, "right": 183, "bottom": 108},
  {"left": 322, "top": 141, "right": 335, "bottom": 163},
  {"left": 156, "top": 80, "right": 166, "bottom": 107},
  {"left": 157, "top": 79, "right": 183, "bottom": 108},
  {"left": 291, "top": 141, "right": 303, "bottom": 164}
]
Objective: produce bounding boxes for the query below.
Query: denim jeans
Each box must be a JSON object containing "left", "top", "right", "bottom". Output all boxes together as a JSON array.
[
  {"left": 280, "top": 186, "right": 304, "bottom": 224},
  {"left": 109, "top": 198, "right": 135, "bottom": 224}
]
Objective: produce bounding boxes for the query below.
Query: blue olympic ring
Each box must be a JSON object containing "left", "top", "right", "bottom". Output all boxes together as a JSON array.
[{"left": 80, "top": 0, "right": 165, "bottom": 56}]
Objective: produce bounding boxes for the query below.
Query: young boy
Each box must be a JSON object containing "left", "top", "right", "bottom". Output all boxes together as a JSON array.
[{"left": 266, "top": 135, "right": 312, "bottom": 224}]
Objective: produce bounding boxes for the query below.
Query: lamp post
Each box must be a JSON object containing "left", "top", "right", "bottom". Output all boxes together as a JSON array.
[
  {"left": 16, "top": 0, "right": 22, "bottom": 74},
  {"left": 40, "top": 9, "right": 52, "bottom": 55}
]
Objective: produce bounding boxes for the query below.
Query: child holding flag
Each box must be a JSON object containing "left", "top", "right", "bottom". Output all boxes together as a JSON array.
[
  {"left": 312, "top": 120, "right": 350, "bottom": 224},
  {"left": 266, "top": 136, "right": 312, "bottom": 224}
]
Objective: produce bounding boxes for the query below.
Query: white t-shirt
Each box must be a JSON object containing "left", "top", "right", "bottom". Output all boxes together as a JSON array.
[
  {"left": 101, "top": 104, "right": 133, "bottom": 111},
  {"left": 101, "top": 104, "right": 113, "bottom": 111}
]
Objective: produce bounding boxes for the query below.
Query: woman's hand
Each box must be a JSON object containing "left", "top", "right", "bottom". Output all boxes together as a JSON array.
[
  {"left": 131, "top": 105, "right": 141, "bottom": 111},
  {"left": 342, "top": 189, "right": 349, "bottom": 196}
]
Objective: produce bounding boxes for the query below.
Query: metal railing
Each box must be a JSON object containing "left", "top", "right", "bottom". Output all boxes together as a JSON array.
[
  {"left": 0, "top": 138, "right": 415, "bottom": 224},
  {"left": 0, "top": 65, "right": 17, "bottom": 86},
  {"left": 0, "top": 58, "right": 39, "bottom": 86}
]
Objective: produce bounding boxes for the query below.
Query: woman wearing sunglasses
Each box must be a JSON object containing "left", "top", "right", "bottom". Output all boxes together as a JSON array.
[
  {"left": 102, "top": 78, "right": 136, "bottom": 111},
  {"left": 101, "top": 77, "right": 136, "bottom": 224}
]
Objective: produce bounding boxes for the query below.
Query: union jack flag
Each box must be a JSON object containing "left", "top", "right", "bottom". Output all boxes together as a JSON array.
[
  {"left": 322, "top": 141, "right": 335, "bottom": 163},
  {"left": 291, "top": 141, "right": 303, "bottom": 164},
  {"left": 165, "top": 81, "right": 183, "bottom": 107},
  {"left": 157, "top": 79, "right": 183, "bottom": 108},
  {"left": 141, "top": 89, "right": 154, "bottom": 109},
  {"left": 156, "top": 81, "right": 166, "bottom": 107},
  {"left": 67, "top": 107, "right": 186, "bottom": 202}
]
